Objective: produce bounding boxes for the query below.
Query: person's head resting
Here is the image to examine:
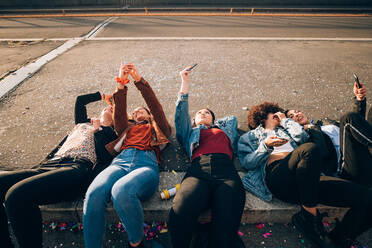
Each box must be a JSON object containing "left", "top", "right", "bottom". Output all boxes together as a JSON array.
[
  {"left": 284, "top": 109, "right": 310, "bottom": 126},
  {"left": 100, "top": 105, "right": 114, "bottom": 126},
  {"left": 132, "top": 106, "right": 151, "bottom": 123},
  {"left": 193, "top": 108, "right": 216, "bottom": 127},
  {"left": 247, "top": 102, "right": 284, "bottom": 130}
]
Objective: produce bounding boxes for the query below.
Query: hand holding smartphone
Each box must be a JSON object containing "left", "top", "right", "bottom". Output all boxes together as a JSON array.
[
  {"left": 353, "top": 73, "right": 362, "bottom": 88},
  {"left": 186, "top": 63, "right": 198, "bottom": 71}
]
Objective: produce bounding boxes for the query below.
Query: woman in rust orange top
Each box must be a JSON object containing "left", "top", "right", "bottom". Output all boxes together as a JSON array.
[{"left": 83, "top": 63, "right": 171, "bottom": 248}]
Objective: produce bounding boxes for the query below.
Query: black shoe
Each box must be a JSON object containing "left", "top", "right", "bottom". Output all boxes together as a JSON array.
[{"left": 292, "top": 207, "right": 336, "bottom": 248}]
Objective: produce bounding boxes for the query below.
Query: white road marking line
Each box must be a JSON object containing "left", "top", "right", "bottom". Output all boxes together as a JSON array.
[
  {"left": 2, "top": 37, "right": 372, "bottom": 42},
  {"left": 0, "top": 38, "right": 82, "bottom": 99},
  {"left": 85, "top": 17, "right": 118, "bottom": 39},
  {"left": 87, "top": 37, "right": 372, "bottom": 41},
  {"left": 0, "top": 18, "right": 115, "bottom": 100}
]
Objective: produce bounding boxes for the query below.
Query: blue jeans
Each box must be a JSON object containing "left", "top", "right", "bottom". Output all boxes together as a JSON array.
[{"left": 83, "top": 148, "right": 159, "bottom": 248}]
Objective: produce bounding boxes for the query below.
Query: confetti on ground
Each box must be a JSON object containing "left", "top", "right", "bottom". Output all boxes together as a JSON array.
[
  {"left": 238, "top": 231, "right": 244, "bottom": 236},
  {"left": 171, "top": 170, "right": 177, "bottom": 175},
  {"left": 42, "top": 220, "right": 168, "bottom": 240},
  {"left": 263, "top": 232, "right": 272, "bottom": 238},
  {"left": 256, "top": 223, "right": 265, "bottom": 229}
]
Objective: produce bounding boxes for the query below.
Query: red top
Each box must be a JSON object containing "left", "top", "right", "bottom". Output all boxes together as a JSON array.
[
  {"left": 191, "top": 128, "right": 233, "bottom": 161},
  {"left": 121, "top": 123, "right": 161, "bottom": 164},
  {"left": 121, "top": 123, "right": 153, "bottom": 151}
]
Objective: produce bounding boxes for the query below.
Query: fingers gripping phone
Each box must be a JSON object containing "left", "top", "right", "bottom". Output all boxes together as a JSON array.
[{"left": 353, "top": 73, "right": 362, "bottom": 88}]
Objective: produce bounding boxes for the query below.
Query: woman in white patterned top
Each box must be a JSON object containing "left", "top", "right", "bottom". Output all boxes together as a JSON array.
[{"left": 0, "top": 88, "right": 121, "bottom": 248}]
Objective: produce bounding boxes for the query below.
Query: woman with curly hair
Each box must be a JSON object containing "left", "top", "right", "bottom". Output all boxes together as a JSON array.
[{"left": 238, "top": 101, "right": 372, "bottom": 248}]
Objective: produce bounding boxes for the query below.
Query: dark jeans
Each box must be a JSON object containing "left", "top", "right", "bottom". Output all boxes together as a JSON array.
[
  {"left": 0, "top": 159, "right": 92, "bottom": 248},
  {"left": 339, "top": 109, "right": 372, "bottom": 186},
  {"left": 168, "top": 154, "right": 246, "bottom": 248},
  {"left": 265, "top": 143, "right": 372, "bottom": 241}
]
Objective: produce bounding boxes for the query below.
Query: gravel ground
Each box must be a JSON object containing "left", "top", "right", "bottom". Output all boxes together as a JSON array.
[
  {"left": 0, "top": 40, "right": 371, "bottom": 170},
  {"left": 8, "top": 221, "right": 372, "bottom": 248}
]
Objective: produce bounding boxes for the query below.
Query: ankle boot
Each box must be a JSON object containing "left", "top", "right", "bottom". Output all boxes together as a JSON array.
[{"left": 292, "top": 207, "right": 336, "bottom": 248}]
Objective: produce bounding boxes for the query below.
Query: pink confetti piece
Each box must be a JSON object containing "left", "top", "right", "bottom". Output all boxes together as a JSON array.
[
  {"left": 256, "top": 223, "right": 265, "bottom": 229},
  {"left": 263, "top": 232, "right": 272, "bottom": 238}
]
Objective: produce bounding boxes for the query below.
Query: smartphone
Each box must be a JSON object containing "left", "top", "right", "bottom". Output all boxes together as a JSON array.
[
  {"left": 186, "top": 63, "right": 198, "bottom": 71},
  {"left": 353, "top": 73, "right": 362, "bottom": 88}
]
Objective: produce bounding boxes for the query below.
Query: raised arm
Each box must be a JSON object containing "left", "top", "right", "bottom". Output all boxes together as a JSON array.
[
  {"left": 74, "top": 92, "right": 102, "bottom": 124},
  {"left": 112, "top": 62, "right": 131, "bottom": 135},
  {"left": 129, "top": 64, "right": 172, "bottom": 137},
  {"left": 174, "top": 67, "right": 195, "bottom": 156}
]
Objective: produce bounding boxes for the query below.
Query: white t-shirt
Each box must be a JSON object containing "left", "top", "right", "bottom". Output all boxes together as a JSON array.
[
  {"left": 320, "top": 124, "right": 341, "bottom": 165},
  {"left": 266, "top": 131, "right": 295, "bottom": 154}
]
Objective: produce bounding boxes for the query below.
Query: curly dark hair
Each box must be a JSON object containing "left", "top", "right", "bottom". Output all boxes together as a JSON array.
[{"left": 247, "top": 102, "right": 284, "bottom": 129}]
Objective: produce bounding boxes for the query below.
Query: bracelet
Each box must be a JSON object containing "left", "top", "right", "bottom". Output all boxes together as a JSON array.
[
  {"left": 101, "top": 93, "right": 105, "bottom": 100},
  {"left": 115, "top": 77, "right": 130, "bottom": 84}
]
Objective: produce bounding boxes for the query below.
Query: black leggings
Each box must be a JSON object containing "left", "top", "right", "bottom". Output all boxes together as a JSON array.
[
  {"left": 339, "top": 109, "right": 372, "bottom": 186},
  {"left": 265, "top": 142, "right": 372, "bottom": 241},
  {"left": 168, "top": 154, "right": 246, "bottom": 248},
  {"left": 0, "top": 161, "right": 92, "bottom": 248}
]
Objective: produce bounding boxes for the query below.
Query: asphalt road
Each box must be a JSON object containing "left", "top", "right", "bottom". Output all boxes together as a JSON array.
[
  {"left": 1, "top": 16, "right": 372, "bottom": 39},
  {"left": 0, "top": 17, "right": 105, "bottom": 38},
  {"left": 1, "top": 16, "right": 372, "bottom": 248},
  {"left": 97, "top": 16, "right": 372, "bottom": 38}
]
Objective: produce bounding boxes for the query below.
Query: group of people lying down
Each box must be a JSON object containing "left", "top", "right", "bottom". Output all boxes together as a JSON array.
[{"left": 0, "top": 63, "right": 371, "bottom": 248}]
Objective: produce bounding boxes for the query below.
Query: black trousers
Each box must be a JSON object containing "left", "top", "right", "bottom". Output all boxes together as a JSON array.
[
  {"left": 168, "top": 154, "right": 246, "bottom": 248},
  {"left": 265, "top": 143, "right": 372, "bottom": 241},
  {"left": 0, "top": 159, "right": 92, "bottom": 248},
  {"left": 339, "top": 109, "right": 372, "bottom": 186}
]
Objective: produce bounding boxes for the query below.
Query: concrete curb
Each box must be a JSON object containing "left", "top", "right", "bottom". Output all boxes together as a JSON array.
[{"left": 40, "top": 172, "right": 348, "bottom": 224}]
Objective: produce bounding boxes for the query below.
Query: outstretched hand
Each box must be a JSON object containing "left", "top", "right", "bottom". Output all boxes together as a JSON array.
[
  {"left": 127, "top": 63, "right": 142, "bottom": 82},
  {"left": 353, "top": 81, "right": 367, "bottom": 101},
  {"left": 116, "top": 61, "right": 131, "bottom": 89},
  {"left": 179, "top": 66, "right": 194, "bottom": 94},
  {"left": 180, "top": 66, "right": 193, "bottom": 83}
]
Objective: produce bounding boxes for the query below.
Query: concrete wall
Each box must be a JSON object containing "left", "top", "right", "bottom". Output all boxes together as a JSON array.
[{"left": 1, "top": 0, "right": 371, "bottom": 8}]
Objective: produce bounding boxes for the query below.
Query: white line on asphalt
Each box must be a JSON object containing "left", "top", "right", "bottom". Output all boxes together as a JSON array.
[
  {"left": 85, "top": 17, "right": 118, "bottom": 39},
  {"left": 0, "top": 18, "right": 115, "bottom": 100},
  {"left": 87, "top": 37, "right": 372, "bottom": 41},
  {"left": 2, "top": 37, "right": 372, "bottom": 42},
  {"left": 0, "top": 38, "right": 83, "bottom": 99}
]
